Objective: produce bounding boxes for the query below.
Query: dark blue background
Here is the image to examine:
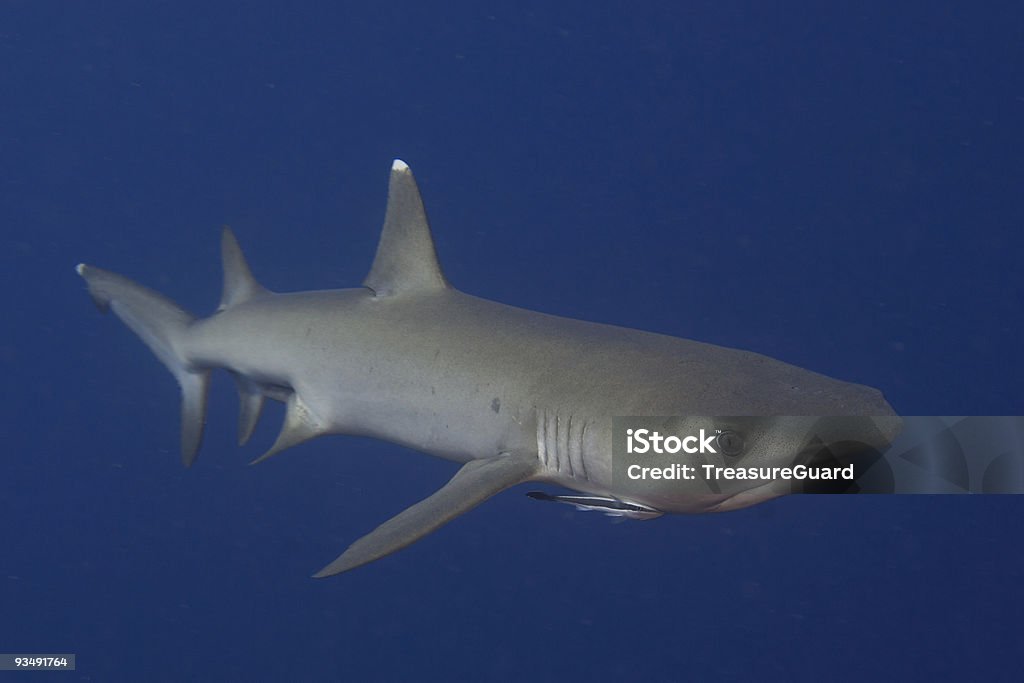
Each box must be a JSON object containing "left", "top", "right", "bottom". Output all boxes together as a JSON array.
[{"left": 2, "top": 1, "right": 1022, "bottom": 680}]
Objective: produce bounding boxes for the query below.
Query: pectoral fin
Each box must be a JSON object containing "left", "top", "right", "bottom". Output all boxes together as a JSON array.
[{"left": 314, "top": 452, "right": 539, "bottom": 577}]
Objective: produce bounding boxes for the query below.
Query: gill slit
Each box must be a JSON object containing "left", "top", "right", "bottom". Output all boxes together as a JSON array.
[{"left": 536, "top": 407, "right": 590, "bottom": 482}]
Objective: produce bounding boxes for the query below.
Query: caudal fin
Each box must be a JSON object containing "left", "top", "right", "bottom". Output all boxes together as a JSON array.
[{"left": 76, "top": 264, "right": 209, "bottom": 466}]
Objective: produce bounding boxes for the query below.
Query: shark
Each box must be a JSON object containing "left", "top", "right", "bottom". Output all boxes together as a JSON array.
[{"left": 77, "top": 160, "right": 900, "bottom": 576}]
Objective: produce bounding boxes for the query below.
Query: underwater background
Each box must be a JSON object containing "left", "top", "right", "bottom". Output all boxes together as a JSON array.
[{"left": 2, "top": 1, "right": 1022, "bottom": 680}]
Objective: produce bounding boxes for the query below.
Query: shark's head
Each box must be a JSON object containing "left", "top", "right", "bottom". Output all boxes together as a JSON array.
[
  {"left": 604, "top": 342, "right": 904, "bottom": 513},
  {"left": 615, "top": 414, "right": 902, "bottom": 514},
  {"left": 705, "top": 414, "right": 902, "bottom": 511}
]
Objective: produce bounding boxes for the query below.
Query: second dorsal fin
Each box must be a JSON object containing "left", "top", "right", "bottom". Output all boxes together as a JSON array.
[
  {"left": 219, "top": 226, "right": 269, "bottom": 311},
  {"left": 363, "top": 160, "right": 449, "bottom": 297}
]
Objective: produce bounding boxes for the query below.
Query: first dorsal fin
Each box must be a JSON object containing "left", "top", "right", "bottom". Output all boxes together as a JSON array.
[
  {"left": 363, "top": 160, "right": 449, "bottom": 297},
  {"left": 219, "top": 226, "right": 269, "bottom": 311}
]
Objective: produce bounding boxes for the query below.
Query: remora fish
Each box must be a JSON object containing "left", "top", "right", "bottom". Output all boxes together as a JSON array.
[{"left": 77, "top": 160, "right": 900, "bottom": 576}]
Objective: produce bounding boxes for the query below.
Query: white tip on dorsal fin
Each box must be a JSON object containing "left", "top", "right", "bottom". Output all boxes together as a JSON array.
[
  {"left": 219, "top": 226, "right": 269, "bottom": 311},
  {"left": 363, "top": 160, "right": 449, "bottom": 297}
]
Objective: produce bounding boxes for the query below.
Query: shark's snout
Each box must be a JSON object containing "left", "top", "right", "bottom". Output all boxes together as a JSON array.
[{"left": 774, "top": 415, "right": 902, "bottom": 494}]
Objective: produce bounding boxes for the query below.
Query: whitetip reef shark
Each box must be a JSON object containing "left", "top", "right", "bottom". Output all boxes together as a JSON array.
[{"left": 77, "top": 160, "right": 900, "bottom": 576}]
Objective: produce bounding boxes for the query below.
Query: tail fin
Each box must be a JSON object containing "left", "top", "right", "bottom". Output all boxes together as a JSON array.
[{"left": 76, "top": 264, "right": 209, "bottom": 466}]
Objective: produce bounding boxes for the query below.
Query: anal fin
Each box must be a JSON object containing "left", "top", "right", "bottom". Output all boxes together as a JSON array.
[
  {"left": 231, "top": 373, "right": 265, "bottom": 446},
  {"left": 314, "top": 451, "right": 539, "bottom": 577}
]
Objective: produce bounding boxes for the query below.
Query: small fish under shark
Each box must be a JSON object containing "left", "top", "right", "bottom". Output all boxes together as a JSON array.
[{"left": 77, "top": 160, "right": 900, "bottom": 576}]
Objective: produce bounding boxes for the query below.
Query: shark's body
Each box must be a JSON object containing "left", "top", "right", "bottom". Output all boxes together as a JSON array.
[{"left": 78, "top": 160, "right": 899, "bottom": 576}]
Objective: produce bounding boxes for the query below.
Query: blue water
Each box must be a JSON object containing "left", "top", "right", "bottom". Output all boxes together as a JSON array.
[{"left": 2, "top": 2, "right": 1022, "bottom": 680}]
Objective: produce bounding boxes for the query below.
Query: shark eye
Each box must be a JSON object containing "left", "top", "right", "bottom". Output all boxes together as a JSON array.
[{"left": 716, "top": 430, "right": 744, "bottom": 456}]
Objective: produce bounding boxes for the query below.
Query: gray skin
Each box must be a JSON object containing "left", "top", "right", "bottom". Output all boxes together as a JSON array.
[{"left": 77, "top": 160, "right": 900, "bottom": 577}]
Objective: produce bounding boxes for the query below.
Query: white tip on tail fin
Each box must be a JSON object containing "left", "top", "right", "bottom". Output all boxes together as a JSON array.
[
  {"left": 76, "top": 264, "right": 209, "bottom": 466},
  {"left": 363, "top": 160, "right": 449, "bottom": 296}
]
